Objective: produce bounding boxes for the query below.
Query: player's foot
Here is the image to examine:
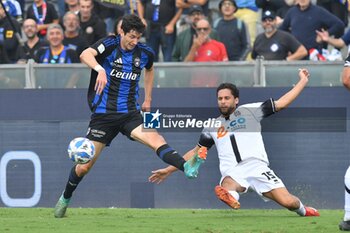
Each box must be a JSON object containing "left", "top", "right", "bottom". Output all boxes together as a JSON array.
[
  {"left": 215, "top": 185, "right": 240, "bottom": 209},
  {"left": 184, "top": 147, "right": 207, "bottom": 179},
  {"left": 339, "top": 220, "right": 350, "bottom": 231},
  {"left": 304, "top": 206, "right": 320, "bottom": 217},
  {"left": 54, "top": 194, "right": 70, "bottom": 218}
]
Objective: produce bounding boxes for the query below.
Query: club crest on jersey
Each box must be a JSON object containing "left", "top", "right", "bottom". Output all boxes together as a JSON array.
[
  {"left": 234, "top": 110, "right": 241, "bottom": 117},
  {"left": 134, "top": 57, "right": 140, "bottom": 67}
]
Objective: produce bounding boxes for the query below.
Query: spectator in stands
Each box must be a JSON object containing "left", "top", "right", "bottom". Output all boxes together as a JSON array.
[
  {"left": 172, "top": 5, "right": 218, "bottom": 61},
  {"left": 275, "top": 0, "right": 295, "bottom": 24},
  {"left": 215, "top": 0, "right": 250, "bottom": 61},
  {"left": 59, "top": 0, "right": 80, "bottom": 29},
  {"left": 255, "top": 0, "right": 288, "bottom": 12},
  {"left": 0, "top": 44, "right": 10, "bottom": 64},
  {"left": 18, "top": 18, "right": 48, "bottom": 63},
  {"left": 35, "top": 24, "right": 79, "bottom": 64},
  {"left": 16, "top": 0, "right": 24, "bottom": 15},
  {"left": 176, "top": 0, "right": 209, "bottom": 16},
  {"left": 234, "top": 0, "right": 259, "bottom": 47},
  {"left": 255, "top": 0, "right": 292, "bottom": 25},
  {"left": 93, "top": 0, "right": 124, "bottom": 35},
  {"left": 63, "top": 11, "right": 88, "bottom": 56},
  {"left": 138, "top": 0, "right": 182, "bottom": 62},
  {"left": 279, "top": 0, "right": 344, "bottom": 59},
  {"left": 317, "top": 0, "right": 348, "bottom": 27},
  {"left": 65, "top": 0, "right": 80, "bottom": 14},
  {"left": 2, "top": 0, "right": 23, "bottom": 23},
  {"left": 78, "top": 0, "right": 106, "bottom": 45},
  {"left": 26, "top": 0, "right": 59, "bottom": 39},
  {"left": 185, "top": 18, "right": 228, "bottom": 87},
  {"left": 252, "top": 10, "right": 307, "bottom": 60},
  {"left": 0, "top": 2, "right": 21, "bottom": 63},
  {"left": 125, "top": 0, "right": 138, "bottom": 15},
  {"left": 185, "top": 18, "right": 227, "bottom": 62}
]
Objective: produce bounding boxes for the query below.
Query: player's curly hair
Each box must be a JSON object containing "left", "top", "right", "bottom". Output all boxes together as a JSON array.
[
  {"left": 216, "top": 83, "right": 239, "bottom": 98},
  {"left": 121, "top": 14, "right": 146, "bottom": 35}
]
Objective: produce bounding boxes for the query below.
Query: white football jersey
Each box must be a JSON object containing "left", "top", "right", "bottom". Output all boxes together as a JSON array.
[{"left": 198, "top": 99, "right": 276, "bottom": 175}]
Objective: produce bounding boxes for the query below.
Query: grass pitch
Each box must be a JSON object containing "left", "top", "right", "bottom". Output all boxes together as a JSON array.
[{"left": 0, "top": 208, "right": 343, "bottom": 233}]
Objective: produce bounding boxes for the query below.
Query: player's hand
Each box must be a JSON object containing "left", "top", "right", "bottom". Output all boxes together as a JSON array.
[
  {"left": 94, "top": 70, "right": 107, "bottom": 95},
  {"left": 149, "top": 168, "right": 171, "bottom": 184},
  {"left": 298, "top": 68, "right": 310, "bottom": 82},
  {"left": 142, "top": 100, "right": 151, "bottom": 112}
]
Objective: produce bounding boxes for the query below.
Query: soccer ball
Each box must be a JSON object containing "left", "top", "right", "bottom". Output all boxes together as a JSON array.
[{"left": 67, "top": 137, "right": 95, "bottom": 164}]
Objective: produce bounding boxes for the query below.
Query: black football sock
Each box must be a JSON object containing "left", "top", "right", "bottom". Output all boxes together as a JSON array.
[
  {"left": 156, "top": 144, "right": 185, "bottom": 171},
  {"left": 63, "top": 165, "right": 83, "bottom": 199}
]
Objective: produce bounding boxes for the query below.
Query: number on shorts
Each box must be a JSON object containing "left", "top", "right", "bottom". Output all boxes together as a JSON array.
[{"left": 261, "top": 171, "right": 279, "bottom": 183}]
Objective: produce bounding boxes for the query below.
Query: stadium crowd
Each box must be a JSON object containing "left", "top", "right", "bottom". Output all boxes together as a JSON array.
[{"left": 0, "top": 0, "right": 349, "bottom": 64}]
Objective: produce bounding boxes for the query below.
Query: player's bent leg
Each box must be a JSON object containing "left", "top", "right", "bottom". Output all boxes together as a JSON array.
[
  {"left": 76, "top": 141, "right": 105, "bottom": 176},
  {"left": 263, "top": 187, "right": 320, "bottom": 217},
  {"left": 130, "top": 125, "right": 166, "bottom": 149},
  {"left": 131, "top": 125, "right": 186, "bottom": 171},
  {"left": 54, "top": 141, "right": 105, "bottom": 218},
  {"left": 215, "top": 186, "right": 241, "bottom": 209},
  {"left": 215, "top": 177, "right": 245, "bottom": 209},
  {"left": 263, "top": 187, "right": 300, "bottom": 210},
  {"left": 183, "top": 147, "right": 207, "bottom": 178}
]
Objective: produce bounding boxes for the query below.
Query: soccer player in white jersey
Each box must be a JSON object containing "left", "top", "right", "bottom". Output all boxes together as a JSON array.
[
  {"left": 339, "top": 54, "right": 350, "bottom": 231},
  {"left": 149, "top": 68, "right": 320, "bottom": 217}
]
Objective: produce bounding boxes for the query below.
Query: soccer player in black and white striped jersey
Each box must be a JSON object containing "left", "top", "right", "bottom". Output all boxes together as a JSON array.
[
  {"left": 149, "top": 68, "right": 320, "bottom": 217},
  {"left": 339, "top": 55, "right": 350, "bottom": 231}
]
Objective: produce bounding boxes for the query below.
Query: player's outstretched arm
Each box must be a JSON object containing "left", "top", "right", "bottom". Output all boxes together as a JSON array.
[
  {"left": 149, "top": 146, "right": 200, "bottom": 184},
  {"left": 274, "top": 68, "right": 309, "bottom": 112}
]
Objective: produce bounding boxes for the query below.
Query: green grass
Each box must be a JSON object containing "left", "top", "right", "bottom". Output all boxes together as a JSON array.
[{"left": 0, "top": 208, "right": 344, "bottom": 233}]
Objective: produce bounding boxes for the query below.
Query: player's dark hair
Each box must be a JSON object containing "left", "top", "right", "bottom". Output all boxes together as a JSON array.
[
  {"left": 216, "top": 83, "right": 239, "bottom": 98},
  {"left": 121, "top": 14, "right": 145, "bottom": 35}
]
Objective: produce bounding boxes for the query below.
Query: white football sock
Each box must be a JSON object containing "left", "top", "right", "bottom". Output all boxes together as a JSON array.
[
  {"left": 228, "top": 190, "right": 240, "bottom": 201},
  {"left": 344, "top": 166, "right": 350, "bottom": 221},
  {"left": 294, "top": 200, "right": 306, "bottom": 216}
]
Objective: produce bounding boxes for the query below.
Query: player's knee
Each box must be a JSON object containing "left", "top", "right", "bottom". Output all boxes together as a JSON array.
[{"left": 76, "top": 163, "right": 92, "bottom": 176}]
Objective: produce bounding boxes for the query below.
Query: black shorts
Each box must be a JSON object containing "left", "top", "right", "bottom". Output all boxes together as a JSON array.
[{"left": 86, "top": 111, "right": 143, "bottom": 146}]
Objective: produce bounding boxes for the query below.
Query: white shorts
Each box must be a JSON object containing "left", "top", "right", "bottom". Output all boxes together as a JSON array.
[{"left": 220, "top": 159, "right": 285, "bottom": 202}]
